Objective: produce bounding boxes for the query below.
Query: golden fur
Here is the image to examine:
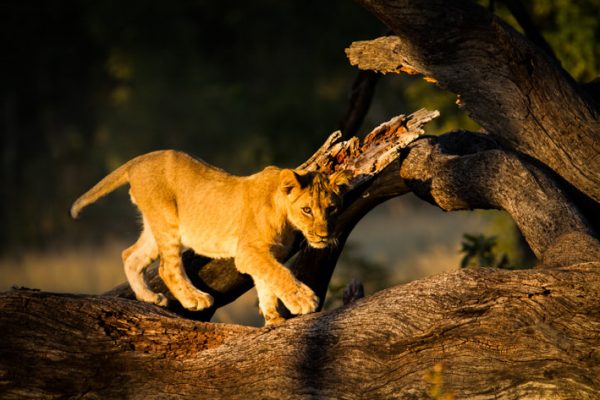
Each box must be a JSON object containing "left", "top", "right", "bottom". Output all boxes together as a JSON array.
[{"left": 71, "top": 150, "right": 348, "bottom": 324}]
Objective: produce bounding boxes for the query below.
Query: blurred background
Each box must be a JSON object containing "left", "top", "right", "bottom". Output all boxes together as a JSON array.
[{"left": 2, "top": 0, "right": 598, "bottom": 325}]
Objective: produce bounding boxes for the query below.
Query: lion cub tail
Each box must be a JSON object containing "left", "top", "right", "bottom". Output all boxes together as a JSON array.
[{"left": 70, "top": 161, "right": 131, "bottom": 219}]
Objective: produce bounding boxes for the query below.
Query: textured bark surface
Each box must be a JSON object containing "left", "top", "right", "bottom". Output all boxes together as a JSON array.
[
  {"left": 2, "top": 264, "right": 599, "bottom": 399},
  {"left": 398, "top": 132, "right": 599, "bottom": 261},
  {"left": 348, "top": 0, "right": 600, "bottom": 204}
]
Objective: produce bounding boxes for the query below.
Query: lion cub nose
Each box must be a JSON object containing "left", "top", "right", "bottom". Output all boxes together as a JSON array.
[{"left": 316, "top": 231, "right": 329, "bottom": 240}]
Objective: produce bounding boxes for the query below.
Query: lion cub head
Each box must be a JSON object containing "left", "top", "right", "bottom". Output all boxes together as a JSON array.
[{"left": 279, "top": 169, "right": 351, "bottom": 249}]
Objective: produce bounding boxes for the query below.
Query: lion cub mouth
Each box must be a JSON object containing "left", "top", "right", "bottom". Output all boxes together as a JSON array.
[{"left": 307, "top": 236, "right": 332, "bottom": 249}]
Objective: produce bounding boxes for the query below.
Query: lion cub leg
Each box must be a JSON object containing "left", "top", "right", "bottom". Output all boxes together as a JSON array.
[
  {"left": 254, "top": 278, "right": 285, "bottom": 325},
  {"left": 237, "top": 245, "right": 318, "bottom": 318},
  {"left": 122, "top": 221, "right": 166, "bottom": 306},
  {"left": 146, "top": 206, "right": 214, "bottom": 311}
]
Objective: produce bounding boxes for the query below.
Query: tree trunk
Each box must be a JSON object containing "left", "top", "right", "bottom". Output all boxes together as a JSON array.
[
  {"left": 2, "top": 263, "right": 599, "bottom": 399},
  {"left": 349, "top": 0, "right": 600, "bottom": 205}
]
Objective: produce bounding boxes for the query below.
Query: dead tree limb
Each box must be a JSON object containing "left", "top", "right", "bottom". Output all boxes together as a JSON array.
[
  {"left": 337, "top": 69, "right": 381, "bottom": 138},
  {"left": 2, "top": 264, "right": 599, "bottom": 399},
  {"left": 347, "top": 0, "right": 600, "bottom": 204}
]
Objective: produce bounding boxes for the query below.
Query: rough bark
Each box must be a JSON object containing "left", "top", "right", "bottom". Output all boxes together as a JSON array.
[
  {"left": 398, "top": 131, "right": 599, "bottom": 262},
  {"left": 2, "top": 263, "right": 599, "bottom": 399},
  {"left": 347, "top": 0, "right": 600, "bottom": 204}
]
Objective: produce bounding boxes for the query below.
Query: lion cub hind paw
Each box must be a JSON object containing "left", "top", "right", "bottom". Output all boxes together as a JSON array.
[
  {"left": 154, "top": 293, "right": 169, "bottom": 307},
  {"left": 137, "top": 292, "right": 169, "bottom": 307},
  {"left": 178, "top": 292, "right": 214, "bottom": 311},
  {"left": 282, "top": 284, "right": 319, "bottom": 315}
]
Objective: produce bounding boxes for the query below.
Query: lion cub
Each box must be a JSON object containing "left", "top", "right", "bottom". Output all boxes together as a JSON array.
[{"left": 71, "top": 150, "right": 349, "bottom": 324}]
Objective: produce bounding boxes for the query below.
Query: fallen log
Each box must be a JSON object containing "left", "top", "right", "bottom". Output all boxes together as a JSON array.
[{"left": 2, "top": 263, "right": 599, "bottom": 399}]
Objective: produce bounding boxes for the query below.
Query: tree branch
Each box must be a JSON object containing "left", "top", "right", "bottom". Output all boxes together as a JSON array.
[
  {"left": 399, "top": 131, "right": 600, "bottom": 263},
  {"left": 337, "top": 69, "right": 381, "bottom": 138},
  {"left": 499, "top": 0, "right": 559, "bottom": 64}
]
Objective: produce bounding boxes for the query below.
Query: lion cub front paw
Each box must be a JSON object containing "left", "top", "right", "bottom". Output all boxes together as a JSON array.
[
  {"left": 178, "top": 292, "right": 214, "bottom": 311},
  {"left": 280, "top": 282, "right": 319, "bottom": 315},
  {"left": 264, "top": 314, "right": 287, "bottom": 326}
]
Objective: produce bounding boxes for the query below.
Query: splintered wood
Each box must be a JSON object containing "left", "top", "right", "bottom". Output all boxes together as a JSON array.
[{"left": 298, "top": 108, "right": 439, "bottom": 187}]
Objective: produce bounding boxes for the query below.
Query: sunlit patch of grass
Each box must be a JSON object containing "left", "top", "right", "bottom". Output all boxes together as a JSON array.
[
  {"left": 0, "top": 240, "right": 127, "bottom": 294},
  {"left": 392, "top": 244, "right": 463, "bottom": 284},
  {"left": 0, "top": 240, "right": 266, "bottom": 326}
]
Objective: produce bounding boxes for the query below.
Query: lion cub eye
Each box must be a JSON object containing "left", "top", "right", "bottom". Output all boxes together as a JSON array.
[{"left": 301, "top": 207, "right": 312, "bottom": 215}]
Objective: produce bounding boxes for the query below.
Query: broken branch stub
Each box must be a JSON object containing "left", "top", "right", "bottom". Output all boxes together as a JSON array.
[
  {"left": 298, "top": 108, "right": 439, "bottom": 188},
  {"left": 345, "top": 35, "right": 419, "bottom": 75}
]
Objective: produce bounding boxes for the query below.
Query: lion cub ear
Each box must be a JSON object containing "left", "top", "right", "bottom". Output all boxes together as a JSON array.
[
  {"left": 281, "top": 169, "right": 314, "bottom": 194},
  {"left": 329, "top": 170, "right": 353, "bottom": 194},
  {"left": 279, "top": 169, "right": 301, "bottom": 194}
]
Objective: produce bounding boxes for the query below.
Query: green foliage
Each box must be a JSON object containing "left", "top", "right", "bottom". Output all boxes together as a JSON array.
[
  {"left": 532, "top": 0, "right": 600, "bottom": 81},
  {"left": 460, "top": 233, "right": 509, "bottom": 269},
  {"left": 480, "top": 0, "right": 600, "bottom": 81},
  {"left": 481, "top": 211, "right": 536, "bottom": 268}
]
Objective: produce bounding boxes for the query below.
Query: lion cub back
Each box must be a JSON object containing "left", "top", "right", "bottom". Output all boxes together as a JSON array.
[{"left": 126, "top": 151, "right": 272, "bottom": 259}]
